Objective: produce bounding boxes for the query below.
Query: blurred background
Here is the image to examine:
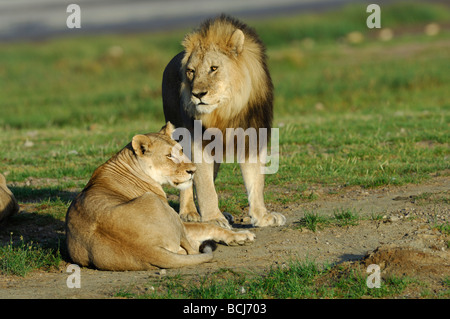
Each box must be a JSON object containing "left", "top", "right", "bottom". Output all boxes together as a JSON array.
[{"left": 0, "top": 0, "right": 402, "bottom": 41}]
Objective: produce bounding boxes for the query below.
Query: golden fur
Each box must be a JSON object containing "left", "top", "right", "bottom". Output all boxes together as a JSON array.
[
  {"left": 65, "top": 123, "right": 255, "bottom": 271},
  {"left": 162, "top": 15, "right": 285, "bottom": 228},
  {"left": 0, "top": 173, "right": 19, "bottom": 224}
]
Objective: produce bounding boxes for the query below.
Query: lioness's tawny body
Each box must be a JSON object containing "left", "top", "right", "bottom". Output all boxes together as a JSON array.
[
  {"left": 162, "top": 15, "right": 286, "bottom": 228},
  {"left": 65, "top": 123, "right": 254, "bottom": 271},
  {"left": 0, "top": 173, "right": 19, "bottom": 224}
]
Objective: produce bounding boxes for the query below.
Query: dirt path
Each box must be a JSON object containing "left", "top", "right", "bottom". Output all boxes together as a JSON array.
[{"left": 0, "top": 176, "right": 448, "bottom": 299}]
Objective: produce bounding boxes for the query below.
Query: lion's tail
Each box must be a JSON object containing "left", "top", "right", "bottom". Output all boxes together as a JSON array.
[
  {"left": 152, "top": 247, "right": 214, "bottom": 269},
  {"left": 199, "top": 240, "right": 217, "bottom": 254}
]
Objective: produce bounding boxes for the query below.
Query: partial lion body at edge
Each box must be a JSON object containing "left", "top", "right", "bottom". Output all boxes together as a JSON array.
[{"left": 0, "top": 173, "right": 19, "bottom": 224}]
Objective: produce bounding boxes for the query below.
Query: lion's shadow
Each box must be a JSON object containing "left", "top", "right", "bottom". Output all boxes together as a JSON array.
[{"left": 0, "top": 186, "right": 78, "bottom": 261}]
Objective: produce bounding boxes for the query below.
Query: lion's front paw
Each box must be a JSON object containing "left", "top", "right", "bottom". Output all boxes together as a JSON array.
[
  {"left": 253, "top": 212, "right": 286, "bottom": 227},
  {"left": 226, "top": 230, "right": 256, "bottom": 246},
  {"left": 180, "top": 210, "right": 201, "bottom": 222}
]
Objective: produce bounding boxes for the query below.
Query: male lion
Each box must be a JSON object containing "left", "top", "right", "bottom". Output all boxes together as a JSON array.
[
  {"left": 0, "top": 173, "right": 19, "bottom": 224},
  {"left": 65, "top": 123, "right": 255, "bottom": 271},
  {"left": 162, "top": 15, "right": 286, "bottom": 228}
]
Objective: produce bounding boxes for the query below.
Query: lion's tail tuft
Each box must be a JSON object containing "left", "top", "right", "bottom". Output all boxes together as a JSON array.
[{"left": 199, "top": 240, "right": 217, "bottom": 254}]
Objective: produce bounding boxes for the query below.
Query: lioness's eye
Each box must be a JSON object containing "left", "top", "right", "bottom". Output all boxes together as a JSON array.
[
  {"left": 186, "top": 68, "right": 195, "bottom": 74},
  {"left": 210, "top": 66, "right": 218, "bottom": 72}
]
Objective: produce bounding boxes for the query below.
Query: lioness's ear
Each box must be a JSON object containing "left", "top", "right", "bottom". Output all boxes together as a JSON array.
[
  {"left": 228, "top": 29, "right": 244, "bottom": 55},
  {"left": 132, "top": 134, "right": 152, "bottom": 156},
  {"left": 159, "top": 121, "right": 176, "bottom": 139}
]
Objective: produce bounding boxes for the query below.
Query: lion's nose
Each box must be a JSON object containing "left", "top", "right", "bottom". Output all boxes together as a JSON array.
[
  {"left": 192, "top": 91, "right": 208, "bottom": 99},
  {"left": 186, "top": 168, "right": 196, "bottom": 175}
]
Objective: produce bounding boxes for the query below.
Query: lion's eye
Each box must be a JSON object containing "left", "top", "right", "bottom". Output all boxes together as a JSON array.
[
  {"left": 210, "top": 66, "right": 218, "bottom": 72},
  {"left": 167, "top": 154, "right": 180, "bottom": 164},
  {"left": 186, "top": 68, "right": 195, "bottom": 80}
]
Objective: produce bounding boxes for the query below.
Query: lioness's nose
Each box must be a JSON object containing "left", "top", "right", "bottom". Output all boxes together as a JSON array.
[{"left": 192, "top": 91, "right": 208, "bottom": 99}]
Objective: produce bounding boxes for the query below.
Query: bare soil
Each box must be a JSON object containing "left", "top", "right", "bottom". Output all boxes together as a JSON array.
[{"left": 0, "top": 175, "right": 448, "bottom": 299}]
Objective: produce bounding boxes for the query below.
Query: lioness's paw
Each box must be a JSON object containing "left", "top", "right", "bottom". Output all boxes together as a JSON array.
[
  {"left": 253, "top": 212, "right": 286, "bottom": 227},
  {"left": 226, "top": 230, "right": 256, "bottom": 246},
  {"left": 205, "top": 217, "right": 232, "bottom": 230},
  {"left": 180, "top": 210, "right": 201, "bottom": 222}
]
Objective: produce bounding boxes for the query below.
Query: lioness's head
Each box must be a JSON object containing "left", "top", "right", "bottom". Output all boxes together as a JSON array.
[
  {"left": 180, "top": 15, "right": 270, "bottom": 119},
  {"left": 131, "top": 122, "right": 196, "bottom": 190}
]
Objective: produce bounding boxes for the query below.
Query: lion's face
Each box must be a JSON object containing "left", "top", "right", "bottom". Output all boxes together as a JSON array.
[
  {"left": 181, "top": 28, "right": 252, "bottom": 117},
  {"left": 132, "top": 123, "right": 196, "bottom": 190},
  {"left": 183, "top": 50, "right": 235, "bottom": 114}
]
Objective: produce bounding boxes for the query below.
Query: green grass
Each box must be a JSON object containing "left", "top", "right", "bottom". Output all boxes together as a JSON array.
[
  {"left": 433, "top": 222, "right": 450, "bottom": 236},
  {"left": 0, "top": 235, "right": 62, "bottom": 276},
  {"left": 334, "top": 209, "right": 360, "bottom": 227},
  {"left": 114, "top": 259, "right": 412, "bottom": 299},
  {"left": 0, "top": 2, "right": 449, "bottom": 277},
  {"left": 295, "top": 209, "right": 360, "bottom": 232},
  {"left": 295, "top": 211, "right": 330, "bottom": 232}
]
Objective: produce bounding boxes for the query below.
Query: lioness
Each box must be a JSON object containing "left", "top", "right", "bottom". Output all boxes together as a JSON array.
[
  {"left": 0, "top": 173, "right": 19, "bottom": 224},
  {"left": 162, "top": 15, "right": 286, "bottom": 228},
  {"left": 65, "top": 123, "right": 255, "bottom": 271}
]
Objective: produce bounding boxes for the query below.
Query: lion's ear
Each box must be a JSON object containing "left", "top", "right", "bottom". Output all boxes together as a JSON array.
[
  {"left": 0, "top": 173, "right": 6, "bottom": 187},
  {"left": 159, "top": 121, "right": 176, "bottom": 139},
  {"left": 132, "top": 134, "right": 152, "bottom": 156},
  {"left": 228, "top": 29, "right": 244, "bottom": 56}
]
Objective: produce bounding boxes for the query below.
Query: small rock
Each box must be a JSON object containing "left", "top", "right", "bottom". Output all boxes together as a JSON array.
[
  {"left": 346, "top": 31, "right": 364, "bottom": 44},
  {"left": 314, "top": 102, "right": 325, "bottom": 111},
  {"left": 379, "top": 28, "right": 393, "bottom": 41},
  {"left": 107, "top": 45, "right": 124, "bottom": 58},
  {"left": 157, "top": 269, "right": 166, "bottom": 276},
  {"left": 424, "top": 23, "right": 440, "bottom": 36}
]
